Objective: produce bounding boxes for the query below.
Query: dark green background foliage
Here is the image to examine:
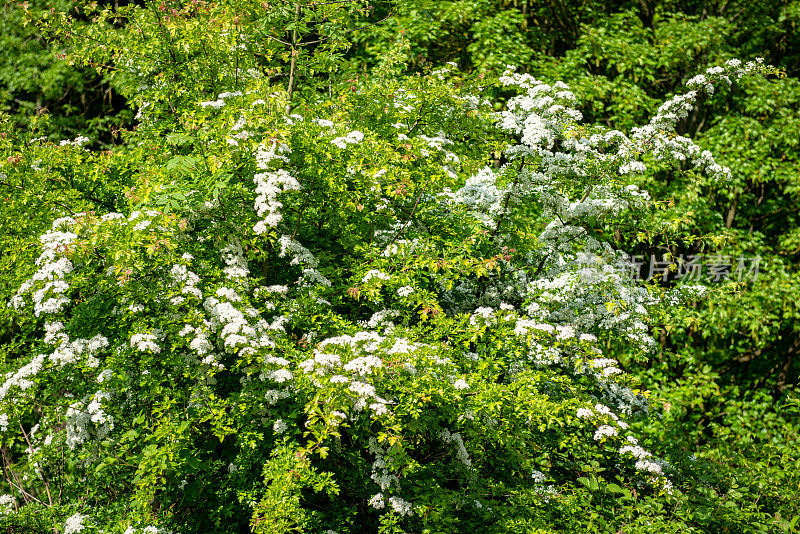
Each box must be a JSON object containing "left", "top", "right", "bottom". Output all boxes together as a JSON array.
[{"left": 0, "top": 0, "right": 132, "bottom": 144}]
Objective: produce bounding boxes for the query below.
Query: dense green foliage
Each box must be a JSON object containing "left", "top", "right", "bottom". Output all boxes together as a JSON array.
[
  {"left": 0, "top": 0, "right": 131, "bottom": 143},
  {"left": 0, "top": 1, "right": 798, "bottom": 533}
]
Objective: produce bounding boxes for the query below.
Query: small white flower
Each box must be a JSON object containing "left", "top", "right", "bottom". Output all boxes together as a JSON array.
[
  {"left": 397, "top": 286, "right": 414, "bottom": 297},
  {"left": 594, "top": 425, "right": 618, "bottom": 441},
  {"left": 96, "top": 369, "right": 113, "bottom": 383},
  {"left": 634, "top": 459, "right": 664, "bottom": 475},
  {"left": 388, "top": 496, "right": 413, "bottom": 516},
  {"left": 363, "top": 270, "right": 390, "bottom": 282},
  {"left": 130, "top": 333, "right": 161, "bottom": 353},
  {"left": 368, "top": 493, "right": 385, "bottom": 509},
  {"left": 270, "top": 369, "right": 293, "bottom": 383},
  {"left": 200, "top": 99, "right": 225, "bottom": 109},
  {"left": 0, "top": 494, "right": 15, "bottom": 514},
  {"left": 346, "top": 130, "right": 364, "bottom": 143},
  {"left": 273, "top": 419, "right": 288, "bottom": 434},
  {"left": 370, "top": 403, "right": 389, "bottom": 416},
  {"left": 63, "top": 512, "right": 86, "bottom": 534},
  {"left": 453, "top": 379, "right": 469, "bottom": 390}
]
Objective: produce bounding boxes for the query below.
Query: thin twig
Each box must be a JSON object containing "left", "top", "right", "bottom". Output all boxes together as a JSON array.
[
  {"left": 0, "top": 180, "right": 25, "bottom": 190},
  {"left": 286, "top": 3, "right": 302, "bottom": 113},
  {"left": 264, "top": 34, "right": 292, "bottom": 47},
  {"left": 290, "top": 194, "right": 312, "bottom": 241},
  {"left": 19, "top": 424, "right": 53, "bottom": 506},
  {"left": 1, "top": 446, "right": 41, "bottom": 505}
]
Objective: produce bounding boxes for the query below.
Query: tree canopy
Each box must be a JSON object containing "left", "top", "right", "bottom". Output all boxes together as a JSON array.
[{"left": 0, "top": 1, "right": 798, "bottom": 533}]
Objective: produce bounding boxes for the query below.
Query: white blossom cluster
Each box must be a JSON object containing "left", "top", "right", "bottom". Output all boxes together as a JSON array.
[
  {"left": 480, "top": 61, "right": 750, "bottom": 272},
  {"left": 0, "top": 320, "right": 109, "bottom": 407},
  {"left": 523, "top": 247, "right": 658, "bottom": 352},
  {"left": 363, "top": 269, "right": 391, "bottom": 283},
  {"left": 365, "top": 310, "right": 400, "bottom": 331},
  {"left": 66, "top": 390, "right": 114, "bottom": 449},
  {"left": 331, "top": 130, "right": 364, "bottom": 149},
  {"left": 451, "top": 167, "right": 503, "bottom": 225},
  {"left": 298, "top": 331, "right": 393, "bottom": 416},
  {"left": 63, "top": 512, "right": 87, "bottom": 534},
  {"left": 253, "top": 141, "right": 299, "bottom": 234},
  {"left": 204, "top": 292, "right": 274, "bottom": 363},
  {"left": 278, "top": 235, "right": 330, "bottom": 286},
  {"left": 440, "top": 70, "right": 666, "bottom": 356},
  {"left": 220, "top": 240, "right": 250, "bottom": 280},
  {"left": 1, "top": 59, "right": 761, "bottom": 525},
  {"left": 0, "top": 354, "right": 46, "bottom": 404},
  {"left": 469, "top": 305, "right": 497, "bottom": 326},
  {"left": 59, "top": 136, "right": 90, "bottom": 147},
  {"left": 419, "top": 133, "right": 460, "bottom": 170},
  {"left": 366, "top": 439, "right": 414, "bottom": 516},
  {"left": 397, "top": 286, "right": 414, "bottom": 297},
  {"left": 51, "top": 333, "right": 109, "bottom": 367},
  {"left": 0, "top": 494, "right": 14, "bottom": 515},
  {"left": 171, "top": 263, "right": 203, "bottom": 300},
  {"left": 578, "top": 404, "right": 672, "bottom": 489},
  {"left": 253, "top": 169, "right": 300, "bottom": 233},
  {"left": 2, "top": 208, "right": 291, "bottom": 454},
  {"left": 628, "top": 59, "right": 767, "bottom": 183},
  {"left": 130, "top": 332, "right": 161, "bottom": 353},
  {"left": 439, "top": 428, "right": 473, "bottom": 468},
  {"left": 10, "top": 217, "right": 77, "bottom": 316},
  {"left": 199, "top": 90, "right": 242, "bottom": 109}
]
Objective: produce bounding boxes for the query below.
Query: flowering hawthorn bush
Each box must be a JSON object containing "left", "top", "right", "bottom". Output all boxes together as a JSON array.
[{"left": 0, "top": 1, "right": 781, "bottom": 532}]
